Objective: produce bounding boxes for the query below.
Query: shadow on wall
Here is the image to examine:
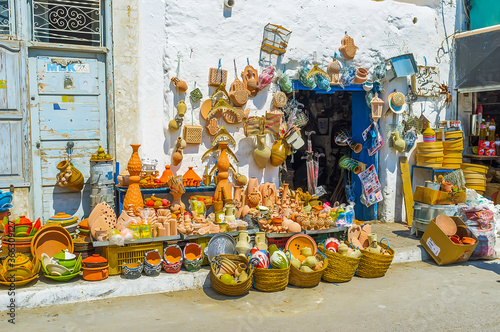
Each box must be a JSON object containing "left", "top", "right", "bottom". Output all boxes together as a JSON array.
[{"left": 51, "top": 183, "right": 91, "bottom": 219}]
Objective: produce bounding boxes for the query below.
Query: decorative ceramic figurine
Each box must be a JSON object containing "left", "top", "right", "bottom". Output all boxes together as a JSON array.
[
  {"left": 213, "top": 141, "right": 233, "bottom": 213},
  {"left": 123, "top": 144, "right": 145, "bottom": 215}
]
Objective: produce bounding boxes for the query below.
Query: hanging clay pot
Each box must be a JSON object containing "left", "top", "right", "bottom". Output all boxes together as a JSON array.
[
  {"left": 253, "top": 134, "right": 271, "bottom": 168},
  {"left": 171, "top": 77, "right": 188, "bottom": 93},
  {"left": 391, "top": 131, "right": 406, "bottom": 152},
  {"left": 172, "top": 149, "right": 183, "bottom": 166},
  {"left": 169, "top": 119, "right": 180, "bottom": 131},
  {"left": 233, "top": 172, "right": 248, "bottom": 186},
  {"left": 177, "top": 100, "right": 187, "bottom": 117},
  {"left": 270, "top": 139, "right": 288, "bottom": 167},
  {"left": 353, "top": 68, "right": 368, "bottom": 84}
]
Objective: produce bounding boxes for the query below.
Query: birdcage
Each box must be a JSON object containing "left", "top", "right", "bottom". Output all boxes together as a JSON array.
[{"left": 261, "top": 23, "right": 292, "bottom": 56}]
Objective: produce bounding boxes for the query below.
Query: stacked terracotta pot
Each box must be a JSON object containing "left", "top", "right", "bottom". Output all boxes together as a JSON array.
[
  {"left": 438, "top": 131, "right": 464, "bottom": 169},
  {"left": 462, "top": 163, "right": 489, "bottom": 195}
]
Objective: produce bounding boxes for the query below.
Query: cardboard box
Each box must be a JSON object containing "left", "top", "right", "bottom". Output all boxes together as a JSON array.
[
  {"left": 420, "top": 216, "right": 478, "bottom": 266},
  {"left": 413, "top": 186, "right": 466, "bottom": 205}
]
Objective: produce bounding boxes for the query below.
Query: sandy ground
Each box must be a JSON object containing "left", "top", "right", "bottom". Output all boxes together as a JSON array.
[{"left": 5, "top": 259, "right": 499, "bottom": 332}]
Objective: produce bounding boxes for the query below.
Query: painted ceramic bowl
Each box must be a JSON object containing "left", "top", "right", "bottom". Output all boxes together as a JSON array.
[
  {"left": 144, "top": 250, "right": 163, "bottom": 268},
  {"left": 53, "top": 249, "right": 77, "bottom": 269},
  {"left": 162, "top": 245, "right": 183, "bottom": 274},
  {"left": 46, "top": 263, "right": 71, "bottom": 276},
  {"left": 285, "top": 234, "right": 318, "bottom": 258},
  {"left": 143, "top": 263, "right": 162, "bottom": 276},
  {"left": 122, "top": 261, "right": 143, "bottom": 279},
  {"left": 0, "top": 190, "right": 13, "bottom": 211}
]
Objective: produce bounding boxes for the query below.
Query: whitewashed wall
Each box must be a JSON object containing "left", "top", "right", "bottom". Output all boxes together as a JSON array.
[{"left": 113, "top": 0, "right": 458, "bottom": 222}]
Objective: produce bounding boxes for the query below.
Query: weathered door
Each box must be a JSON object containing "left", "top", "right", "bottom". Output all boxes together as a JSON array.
[{"left": 29, "top": 52, "right": 107, "bottom": 221}]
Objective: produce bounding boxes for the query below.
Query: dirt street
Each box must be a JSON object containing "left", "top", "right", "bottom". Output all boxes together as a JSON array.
[{"left": 5, "top": 260, "right": 500, "bottom": 331}]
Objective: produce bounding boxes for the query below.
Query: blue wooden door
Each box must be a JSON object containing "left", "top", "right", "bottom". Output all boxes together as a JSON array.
[{"left": 29, "top": 52, "right": 107, "bottom": 221}]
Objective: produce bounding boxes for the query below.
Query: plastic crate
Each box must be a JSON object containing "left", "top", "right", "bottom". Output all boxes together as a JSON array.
[
  {"left": 266, "top": 236, "right": 290, "bottom": 250},
  {"left": 189, "top": 237, "right": 211, "bottom": 265},
  {"left": 103, "top": 242, "right": 164, "bottom": 275}
]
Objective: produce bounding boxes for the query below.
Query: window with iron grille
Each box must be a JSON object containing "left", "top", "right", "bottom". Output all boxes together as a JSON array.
[
  {"left": 32, "top": 0, "right": 102, "bottom": 46},
  {"left": 0, "top": 0, "right": 12, "bottom": 35}
]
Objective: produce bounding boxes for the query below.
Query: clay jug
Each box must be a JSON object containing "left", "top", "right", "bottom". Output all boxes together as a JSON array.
[
  {"left": 247, "top": 189, "right": 262, "bottom": 208},
  {"left": 177, "top": 100, "right": 187, "bottom": 117},
  {"left": 224, "top": 203, "right": 236, "bottom": 224},
  {"left": 172, "top": 149, "right": 183, "bottom": 166},
  {"left": 270, "top": 139, "right": 288, "bottom": 167},
  {"left": 235, "top": 231, "right": 251, "bottom": 256},
  {"left": 253, "top": 134, "right": 271, "bottom": 168},
  {"left": 159, "top": 165, "right": 174, "bottom": 183},
  {"left": 367, "top": 233, "right": 381, "bottom": 254},
  {"left": 391, "top": 131, "right": 406, "bottom": 152},
  {"left": 255, "top": 232, "right": 268, "bottom": 251}
]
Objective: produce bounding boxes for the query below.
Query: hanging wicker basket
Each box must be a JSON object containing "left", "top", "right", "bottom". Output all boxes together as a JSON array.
[{"left": 356, "top": 238, "right": 394, "bottom": 278}]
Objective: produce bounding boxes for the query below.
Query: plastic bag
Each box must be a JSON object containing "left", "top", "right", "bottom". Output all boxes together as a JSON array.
[
  {"left": 108, "top": 229, "right": 124, "bottom": 246},
  {"left": 258, "top": 65, "right": 275, "bottom": 90},
  {"left": 459, "top": 205, "right": 497, "bottom": 260}
]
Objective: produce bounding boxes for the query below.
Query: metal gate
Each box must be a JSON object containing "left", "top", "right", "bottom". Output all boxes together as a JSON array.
[{"left": 29, "top": 52, "right": 107, "bottom": 221}]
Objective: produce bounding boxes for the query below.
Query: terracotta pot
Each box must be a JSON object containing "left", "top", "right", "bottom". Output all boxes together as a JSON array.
[
  {"left": 253, "top": 134, "right": 271, "bottom": 168},
  {"left": 353, "top": 68, "right": 368, "bottom": 84},
  {"left": 270, "top": 139, "right": 288, "bottom": 167},
  {"left": 247, "top": 189, "right": 262, "bottom": 208},
  {"left": 82, "top": 265, "right": 109, "bottom": 281},
  {"left": 440, "top": 182, "right": 453, "bottom": 193},
  {"left": 172, "top": 149, "right": 183, "bottom": 166},
  {"left": 435, "top": 215, "right": 457, "bottom": 236},
  {"left": 82, "top": 254, "right": 108, "bottom": 268},
  {"left": 159, "top": 165, "right": 173, "bottom": 183}
]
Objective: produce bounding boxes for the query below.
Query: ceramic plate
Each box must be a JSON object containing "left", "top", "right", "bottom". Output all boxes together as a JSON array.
[{"left": 285, "top": 234, "right": 317, "bottom": 258}]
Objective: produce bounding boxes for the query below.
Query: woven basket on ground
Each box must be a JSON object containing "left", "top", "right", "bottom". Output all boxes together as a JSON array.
[
  {"left": 319, "top": 243, "right": 360, "bottom": 283},
  {"left": 253, "top": 265, "right": 290, "bottom": 292},
  {"left": 288, "top": 253, "right": 328, "bottom": 288},
  {"left": 356, "top": 239, "right": 394, "bottom": 278},
  {"left": 210, "top": 254, "right": 253, "bottom": 297}
]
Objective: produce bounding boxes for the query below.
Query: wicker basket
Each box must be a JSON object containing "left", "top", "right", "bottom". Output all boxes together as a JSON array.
[
  {"left": 139, "top": 182, "right": 168, "bottom": 189},
  {"left": 183, "top": 125, "right": 203, "bottom": 144},
  {"left": 319, "top": 243, "right": 360, "bottom": 283},
  {"left": 356, "top": 238, "right": 395, "bottom": 278},
  {"left": 253, "top": 265, "right": 290, "bottom": 292},
  {"left": 209, "top": 67, "right": 228, "bottom": 87},
  {"left": 288, "top": 253, "right": 328, "bottom": 288},
  {"left": 210, "top": 254, "right": 253, "bottom": 297}
]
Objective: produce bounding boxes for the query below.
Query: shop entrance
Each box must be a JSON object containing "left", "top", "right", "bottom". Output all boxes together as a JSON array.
[{"left": 285, "top": 83, "right": 377, "bottom": 221}]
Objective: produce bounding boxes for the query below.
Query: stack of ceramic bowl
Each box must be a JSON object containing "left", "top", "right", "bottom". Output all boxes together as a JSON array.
[
  {"left": 46, "top": 213, "right": 79, "bottom": 236},
  {"left": 73, "top": 236, "right": 95, "bottom": 259},
  {"left": 77, "top": 218, "right": 90, "bottom": 238},
  {"left": 438, "top": 131, "right": 464, "bottom": 169},
  {"left": 0, "top": 252, "right": 41, "bottom": 287},
  {"left": 1, "top": 216, "right": 41, "bottom": 255},
  {"left": 462, "top": 163, "right": 489, "bottom": 194},
  {"left": 41, "top": 250, "right": 82, "bottom": 281},
  {"left": 416, "top": 141, "right": 444, "bottom": 168},
  {"left": 31, "top": 224, "right": 74, "bottom": 260}
]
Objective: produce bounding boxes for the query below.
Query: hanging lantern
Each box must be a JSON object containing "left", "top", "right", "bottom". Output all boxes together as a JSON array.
[{"left": 370, "top": 92, "right": 384, "bottom": 122}]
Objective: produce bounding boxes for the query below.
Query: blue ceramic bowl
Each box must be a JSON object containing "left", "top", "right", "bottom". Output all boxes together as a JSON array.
[
  {"left": 122, "top": 261, "right": 143, "bottom": 279},
  {"left": 0, "top": 190, "right": 13, "bottom": 212}
]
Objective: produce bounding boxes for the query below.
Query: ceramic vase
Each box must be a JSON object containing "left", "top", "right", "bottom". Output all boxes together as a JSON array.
[
  {"left": 246, "top": 177, "right": 259, "bottom": 202},
  {"left": 253, "top": 134, "right": 271, "bottom": 168},
  {"left": 123, "top": 144, "right": 144, "bottom": 215},
  {"left": 172, "top": 149, "right": 183, "bottom": 166},
  {"left": 391, "top": 131, "right": 406, "bottom": 152},
  {"left": 224, "top": 203, "right": 236, "bottom": 224},
  {"left": 235, "top": 231, "right": 251, "bottom": 256},
  {"left": 270, "top": 139, "right": 288, "bottom": 167},
  {"left": 353, "top": 68, "right": 368, "bottom": 84}
]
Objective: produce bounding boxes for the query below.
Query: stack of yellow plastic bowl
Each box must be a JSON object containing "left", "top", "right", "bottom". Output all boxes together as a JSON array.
[
  {"left": 416, "top": 141, "right": 444, "bottom": 168},
  {"left": 461, "top": 162, "right": 488, "bottom": 194},
  {"left": 437, "top": 130, "right": 463, "bottom": 169}
]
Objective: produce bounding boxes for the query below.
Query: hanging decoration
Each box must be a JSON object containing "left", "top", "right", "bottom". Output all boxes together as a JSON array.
[
  {"left": 334, "top": 129, "right": 363, "bottom": 153},
  {"left": 278, "top": 70, "right": 292, "bottom": 93},
  {"left": 56, "top": 142, "right": 84, "bottom": 192},
  {"left": 208, "top": 60, "right": 228, "bottom": 87},
  {"left": 242, "top": 63, "right": 259, "bottom": 97},
  {"left": 298, "top": 61, "right": 316, "bottom": 89},
  {"left": 327, "top": 57, "right": 342, "bottom": 85},
  {"left": 229, "top": 60, "right": 250, "bottom": 107},
  {"left": 370, "top": 92, "right": 384, "bottom": 123},
  {"left": 362, "top": 124, "right": 384, "bottom": 157},
  {"left": 339, "top": 32, "right": 358, "bottom": 60},
  {"left": 258, "top": 65, "right": 276, "bottom": 90},
  {"left": 260, "top": 23, "right": 292, "bottom": 56},
  {"left": 358, "top": 165, "right": 383, "bottom": 207}
]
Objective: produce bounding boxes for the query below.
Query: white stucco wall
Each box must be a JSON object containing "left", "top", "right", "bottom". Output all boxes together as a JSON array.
[{"left": 114, "top": 0, "right": 458, "bottom": 222}]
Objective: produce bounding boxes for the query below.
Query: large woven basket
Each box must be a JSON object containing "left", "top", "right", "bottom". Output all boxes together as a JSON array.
[
  {"left": 319, "top": 243, "right": 360, "bottom": 283},
  {"left": 253, "top": 265, "right": 290, "bottom": 292},
  {"left": 210, "top": 255, "right": 253, "bottom": 297},
  {"left": 288, "top": 253, "right": 328, "bottom": 288},
  {"left": 356, "top": 239, "right": 394, "bottom": 278}
]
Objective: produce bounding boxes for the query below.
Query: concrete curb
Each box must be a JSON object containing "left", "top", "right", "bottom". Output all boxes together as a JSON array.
[{"left": 0, "top": 244, "right": 437, "bottom": 312}]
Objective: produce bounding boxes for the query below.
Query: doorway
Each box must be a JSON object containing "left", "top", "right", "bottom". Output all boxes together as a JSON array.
[{"left": 29, "top": 51, "right": 108, "bottom": 221}]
